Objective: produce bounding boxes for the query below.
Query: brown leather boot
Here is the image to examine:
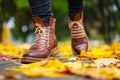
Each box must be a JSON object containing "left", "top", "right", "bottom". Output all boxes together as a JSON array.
[
  {"left": 69, "top": 12, "right": 89, "bottom": 56},
  {"left": 22, "top": 16, "right": 58, "bottom": 63}
]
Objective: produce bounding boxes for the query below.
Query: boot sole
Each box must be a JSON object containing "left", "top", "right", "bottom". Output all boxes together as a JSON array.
[{"left": 21, "top": 47, "right": 59, "bottom": 63}]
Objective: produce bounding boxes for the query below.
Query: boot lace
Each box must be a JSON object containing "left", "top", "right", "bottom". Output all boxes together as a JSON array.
[
  {"left": 69, "top": 19, "right": 86, "bottom": 39},
  {"left": 33, "top": 23, "right": 49, "bottom": 47}
]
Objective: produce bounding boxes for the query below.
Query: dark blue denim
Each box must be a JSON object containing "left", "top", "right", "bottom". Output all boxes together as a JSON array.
[
  {"left": 28, "top": 0, "right": 53, "bottom": 26},
  {"left": 68, "top": 0, "right": 84, "bottom": 20},
  {"left": 28, "top": 0, "right": 84, "bottom": 26}
]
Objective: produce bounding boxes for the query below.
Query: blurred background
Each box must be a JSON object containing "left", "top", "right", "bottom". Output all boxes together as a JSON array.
[{"left": 0, "top": 0, "right": 120, "bottom": 45}]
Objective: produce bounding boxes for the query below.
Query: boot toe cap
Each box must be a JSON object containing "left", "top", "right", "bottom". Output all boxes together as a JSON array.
[
  {"left": 73, "top": 43, "right": 88, "bottom": 55},
  {"left": 23, "top": 52, "right": 35, "bottom": 57},
  {"left": 23, "top": 50, "right": 49, "bottom": 58}
]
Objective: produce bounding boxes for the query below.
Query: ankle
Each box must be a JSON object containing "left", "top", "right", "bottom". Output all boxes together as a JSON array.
[
  {"left": 69, "top": 11, "right": 84, "bottom": 21},
  {"left": 33, "top": 16, "right": 50, "bottom": 26},
  {"left": 40, "top": 16, "right": 50, "bottom": 26}
]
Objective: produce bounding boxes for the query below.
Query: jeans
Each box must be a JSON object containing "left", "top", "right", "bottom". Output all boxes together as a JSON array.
[{"left": 28, "top": 0, "right": 84, "bottom": 26}]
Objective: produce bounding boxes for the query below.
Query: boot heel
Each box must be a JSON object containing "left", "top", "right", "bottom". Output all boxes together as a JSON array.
[{"left": 49, "top": 47, "right": 59, "bottom": 57}]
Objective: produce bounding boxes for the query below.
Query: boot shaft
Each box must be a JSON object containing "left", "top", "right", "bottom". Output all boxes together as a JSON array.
[
  {"left": 69, "top": 11, "right": 84, "bottom": 23},
  {"left": 33, "top": 16, "right": 56, "bottom": 32}
]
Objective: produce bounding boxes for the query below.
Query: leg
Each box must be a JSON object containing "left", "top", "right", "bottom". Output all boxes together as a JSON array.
[
  {"left": 22, "top": 0, "right": 58, "bottom": 63},
  {"left": 28, "top": 0, "right": 53, "bottom": 26},
  {"left": 68, "top": 0, "right": 84, "bottom": 20},
  {"left": 68, "top": 0, "right": 89, "bottom": 55}
]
